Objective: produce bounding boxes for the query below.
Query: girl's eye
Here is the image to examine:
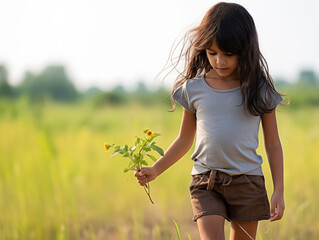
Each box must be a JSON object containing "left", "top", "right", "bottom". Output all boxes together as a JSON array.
[{"left": 208, "top": 51, "right": 233, "bottom": 57}]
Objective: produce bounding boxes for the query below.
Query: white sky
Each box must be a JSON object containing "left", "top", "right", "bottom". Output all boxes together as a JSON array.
[{"left": 0, "top": 0, "right": 318, "bottom": 90}]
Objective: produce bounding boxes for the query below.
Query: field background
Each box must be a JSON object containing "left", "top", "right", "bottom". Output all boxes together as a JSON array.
[{"left": 0, "top": 92, "right": 319, "bottom": 239}]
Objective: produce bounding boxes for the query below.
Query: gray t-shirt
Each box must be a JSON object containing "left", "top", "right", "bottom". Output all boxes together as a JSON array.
[{"left": 172, "top": 75, "right": 283, "bottom": 176}]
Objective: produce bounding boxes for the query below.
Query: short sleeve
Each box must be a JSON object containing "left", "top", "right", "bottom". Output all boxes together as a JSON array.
[
  {"left": 261, "top": 83, "right": 283, "bottom": 110},
  {"left": 172, "top": 83, "right": 196, "bottom": 114},
  {"left": 268, "top": 90, "right": 283, "bottom": 109}
]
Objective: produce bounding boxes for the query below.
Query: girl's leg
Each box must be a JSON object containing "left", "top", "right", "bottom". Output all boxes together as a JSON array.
[
  {"left": 197, "top": 215, "right": 225, "bottom": 240},
  {"left": 230, "top": 221, "right": 258, "bottom": 240}
]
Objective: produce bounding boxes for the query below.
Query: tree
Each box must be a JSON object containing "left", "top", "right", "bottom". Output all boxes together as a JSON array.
[
  {"left": 20, "top": 65, "right": 78, "bottom": 101},
  {"left": 0, "top": 65, "right": 13, "bottom": 97},
  {"left": 136, "top": 81, "right": 148, "bottom": 93},
  {"left": 298, "top": 70, "right": 318, "bottom": 86}
]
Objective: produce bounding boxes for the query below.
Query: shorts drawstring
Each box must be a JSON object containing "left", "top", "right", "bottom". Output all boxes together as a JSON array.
[
  {"left": 206, "top": 170, "right": 217, "bottom": 191},
  {"left": 206, "top": 170, "right": 233, "bottom": 191},
  {"left": 223, "top": 175, "right": 232, "bottom": 186}
]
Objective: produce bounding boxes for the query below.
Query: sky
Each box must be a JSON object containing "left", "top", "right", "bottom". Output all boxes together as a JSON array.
[{"left": 0, "top": 0, "right": 318, "bottom": 90}]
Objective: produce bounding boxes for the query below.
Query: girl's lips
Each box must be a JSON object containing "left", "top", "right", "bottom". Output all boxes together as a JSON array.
[{"left": 217, "top": 68, "right": 228, "bottom": 71}]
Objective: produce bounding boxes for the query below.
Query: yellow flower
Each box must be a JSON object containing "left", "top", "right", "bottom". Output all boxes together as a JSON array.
[
  {"left": 146, "top": 130, "right": 154, "bottom": 138},
  {"left": 104, "top": 143, "right": 110, "bottom": 152}
]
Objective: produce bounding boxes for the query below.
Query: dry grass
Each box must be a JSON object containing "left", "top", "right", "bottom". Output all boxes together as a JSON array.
[{"left": 0, "top": 99, "right": 318, "bottom": 239}]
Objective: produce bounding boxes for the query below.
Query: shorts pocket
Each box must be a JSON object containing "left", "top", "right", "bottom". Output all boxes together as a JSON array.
[
  {"left": 245, "top": 175, "right": 266, "bottom": 190},
  {"left": 189, "top": 173, "right": 208, "bottom": 195}
]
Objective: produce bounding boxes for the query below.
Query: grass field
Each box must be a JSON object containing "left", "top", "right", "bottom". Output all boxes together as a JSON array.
[{"left": 0, "top": 98, "right": 319, "bottom": 240}]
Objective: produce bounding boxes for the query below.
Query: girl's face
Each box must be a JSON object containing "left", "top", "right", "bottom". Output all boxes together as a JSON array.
[{"left": 206, "top": 40, "right": 239, "bottom": 80}]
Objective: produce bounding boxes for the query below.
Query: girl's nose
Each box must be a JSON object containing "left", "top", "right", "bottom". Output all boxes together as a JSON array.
[{"left": 216, "top": 56, "right": 226, "bottom": 65}]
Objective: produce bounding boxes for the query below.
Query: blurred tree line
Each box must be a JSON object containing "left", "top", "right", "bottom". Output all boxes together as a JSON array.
[
  {"left": 0, "top": 64, "right": 171, "bottom": 107},
  {"left": 0, "top": 64, "right": 318, "bottom": 108},
  {"left": 0, "top": 65, "right": 77, "bottom": 101},
  {"left": 274, "top": 70, "right": 319, "bottom": 108}
]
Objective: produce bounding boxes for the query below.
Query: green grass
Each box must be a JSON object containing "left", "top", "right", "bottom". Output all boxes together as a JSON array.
[{"left": 0, "top": 98, "right": 319, "bottom": 239}]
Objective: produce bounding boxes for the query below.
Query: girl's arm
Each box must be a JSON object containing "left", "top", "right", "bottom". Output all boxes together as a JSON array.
[
  {"left": 261, "top": 109, "right": 285, "bottom": 222},
  {"left": 135, "top": 108, "right": 196, "bottom": 186}
]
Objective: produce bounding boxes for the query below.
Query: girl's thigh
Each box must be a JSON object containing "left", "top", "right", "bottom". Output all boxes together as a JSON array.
[
  {"left": 197, "top": 215, "right": 225, "bottom": 240},
  {"left": 230, "top": 220, "right": 258, "bottom": 240}
]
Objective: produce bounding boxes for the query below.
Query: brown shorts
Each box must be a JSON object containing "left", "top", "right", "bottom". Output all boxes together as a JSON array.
[{"left": 190, "top": 170, "right": 270, "bottom": 222}]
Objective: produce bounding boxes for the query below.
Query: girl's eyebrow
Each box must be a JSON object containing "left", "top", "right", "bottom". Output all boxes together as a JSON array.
[{"left": 207, "top": 48, "right": 233, "bottom": 54}]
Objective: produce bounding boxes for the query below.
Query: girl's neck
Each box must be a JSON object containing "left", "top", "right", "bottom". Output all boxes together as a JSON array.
[{"left": 204, "top": 70, "right": 240, "bottom": 90}]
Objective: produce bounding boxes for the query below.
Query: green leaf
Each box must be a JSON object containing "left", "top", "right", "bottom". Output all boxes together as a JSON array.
[
  {"left": 146, "top": 154, "right": 157, "bottom": 162},
  {"left": 124, "top": 165, "right": 136, "bottom": 173},
  {"left": 143, "top": 147, "right": 151, "bottom": 152},
  {"left": 112, "top": 149, "right": 121, "bottom": 156},
  {"left": 129, "top": 146, "right": 137, "bottom": 151},
  {"left": 123, "top": 153, "right": 129, "bottom": 157},
  {"left": 141, "top": 160, "right": 148, "bottom": 166},
  {"left": 124, "top": 145, "right": 128, "bottom": 151},
  {"left": 153, "top": 133, "right": 160, "bottom": 138},
  {"left": 151, "top": 145, "right": 164, "bottom": 156},
  {"left": 133, "top": 155, "right": 141, "bottom": 163}
]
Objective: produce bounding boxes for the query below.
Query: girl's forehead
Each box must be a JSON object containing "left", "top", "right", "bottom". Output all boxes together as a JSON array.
[
  {"left": 207, "top": 40, "right": 221, "bottom": 51},
  {"left": 206, "top": 36, "right": 241, "bottom": 54}
]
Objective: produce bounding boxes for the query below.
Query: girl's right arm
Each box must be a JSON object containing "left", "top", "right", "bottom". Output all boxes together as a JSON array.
[{"left": 135, "top": 108, "right": 196, "bottom": 186}]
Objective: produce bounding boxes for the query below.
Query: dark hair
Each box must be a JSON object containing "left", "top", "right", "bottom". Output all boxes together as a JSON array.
[{"left": 170, "top": 2, "right": 282, "bottom": 116}]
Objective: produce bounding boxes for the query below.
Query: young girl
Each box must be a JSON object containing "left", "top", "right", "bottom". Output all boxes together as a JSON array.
[{"left": 135, "top": 2, "right": 284, "bottom": 239}]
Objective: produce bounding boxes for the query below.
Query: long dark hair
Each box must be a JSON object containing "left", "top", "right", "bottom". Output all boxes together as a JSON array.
[{"left": 170, "top": 2, "right": 281, "bottom": 116}]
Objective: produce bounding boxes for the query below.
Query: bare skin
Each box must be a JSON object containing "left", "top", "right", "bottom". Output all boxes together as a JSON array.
[
  {"left": 135, "top": 41, "right": 284, "bottom": 239},
  {"left": 197, "top": 215, "right": 225, "bottom": 240},
  {"left": 197, "top": 215, "right": 259, "bottom": 240},
  {"left": 230, "top": 221, "right": 258, "bottom": 240},
  {"left": 262, "top": 110, "right": 285, "bottom": 222}
]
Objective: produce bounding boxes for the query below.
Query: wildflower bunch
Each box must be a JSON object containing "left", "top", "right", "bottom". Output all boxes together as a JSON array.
[{"left": 105, "top": 128, "right": 164, "bottom": 203}]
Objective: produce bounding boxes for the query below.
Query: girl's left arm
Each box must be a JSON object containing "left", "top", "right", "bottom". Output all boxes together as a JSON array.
[{"left": 262, "top": 109, "right": 285, "bottom": 222}]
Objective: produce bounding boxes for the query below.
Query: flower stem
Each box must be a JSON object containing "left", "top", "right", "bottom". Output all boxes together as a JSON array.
[
  {"left": 136, "top": 165, "right": 154, "bottom": 204},
  {"left": 144, "top": 183, "right": 154, "bottom": 204}
]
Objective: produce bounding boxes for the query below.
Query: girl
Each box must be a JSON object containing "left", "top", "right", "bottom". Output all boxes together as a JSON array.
[{"left": 135, "top": 2, "right": 284, "bottom": 240}]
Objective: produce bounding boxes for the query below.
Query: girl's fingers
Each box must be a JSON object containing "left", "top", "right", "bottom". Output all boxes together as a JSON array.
[
  {"left": 138, "top": 176, "right": 148, "bottom": 186},
  {"left": 270, "top": 204, "right": 276, "bottom": 218},
  {"left": 270, "top": 202, "right": 284, "bottom": 222},
  {"left": 134, "top": 167, "right": 155, "bottom": 186},
  {"left": 134, "top": 169, "right": 146, "bottom": 178},
  {"left": 134, "top": 170, "right": 148, "bottom": 184},
  {"left": 276, "top": 204, "right": 284, "bottom": 220},
  {"left": 270, "top": 198, "right": 278, "bottom": 221},
  {"left": 139, "top": 168, "right": 149, "bottom": 176}
]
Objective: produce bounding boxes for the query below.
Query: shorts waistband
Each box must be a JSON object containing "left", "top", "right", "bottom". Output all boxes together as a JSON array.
[{"left": 206, "top": 170, "right": 237, "bottom": 191}]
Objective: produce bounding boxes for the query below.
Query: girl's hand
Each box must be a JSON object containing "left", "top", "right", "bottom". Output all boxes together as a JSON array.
[
  {"left": 134, "top": 167, "right": 158, "bottom": 186},
  {"left": 270, "top": 190, "right": 285, "bottom": 222}
]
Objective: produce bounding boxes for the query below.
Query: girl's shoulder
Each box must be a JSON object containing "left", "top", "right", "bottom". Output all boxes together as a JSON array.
[
  {"left": 182, "top": 75, "right": 204, "bottom": 88},
  {"left": 187, "top": 75, "right": 203, "bottom": 83},
  {"left": 172, "top": 75, "right": 204, "bottom": 98}
]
